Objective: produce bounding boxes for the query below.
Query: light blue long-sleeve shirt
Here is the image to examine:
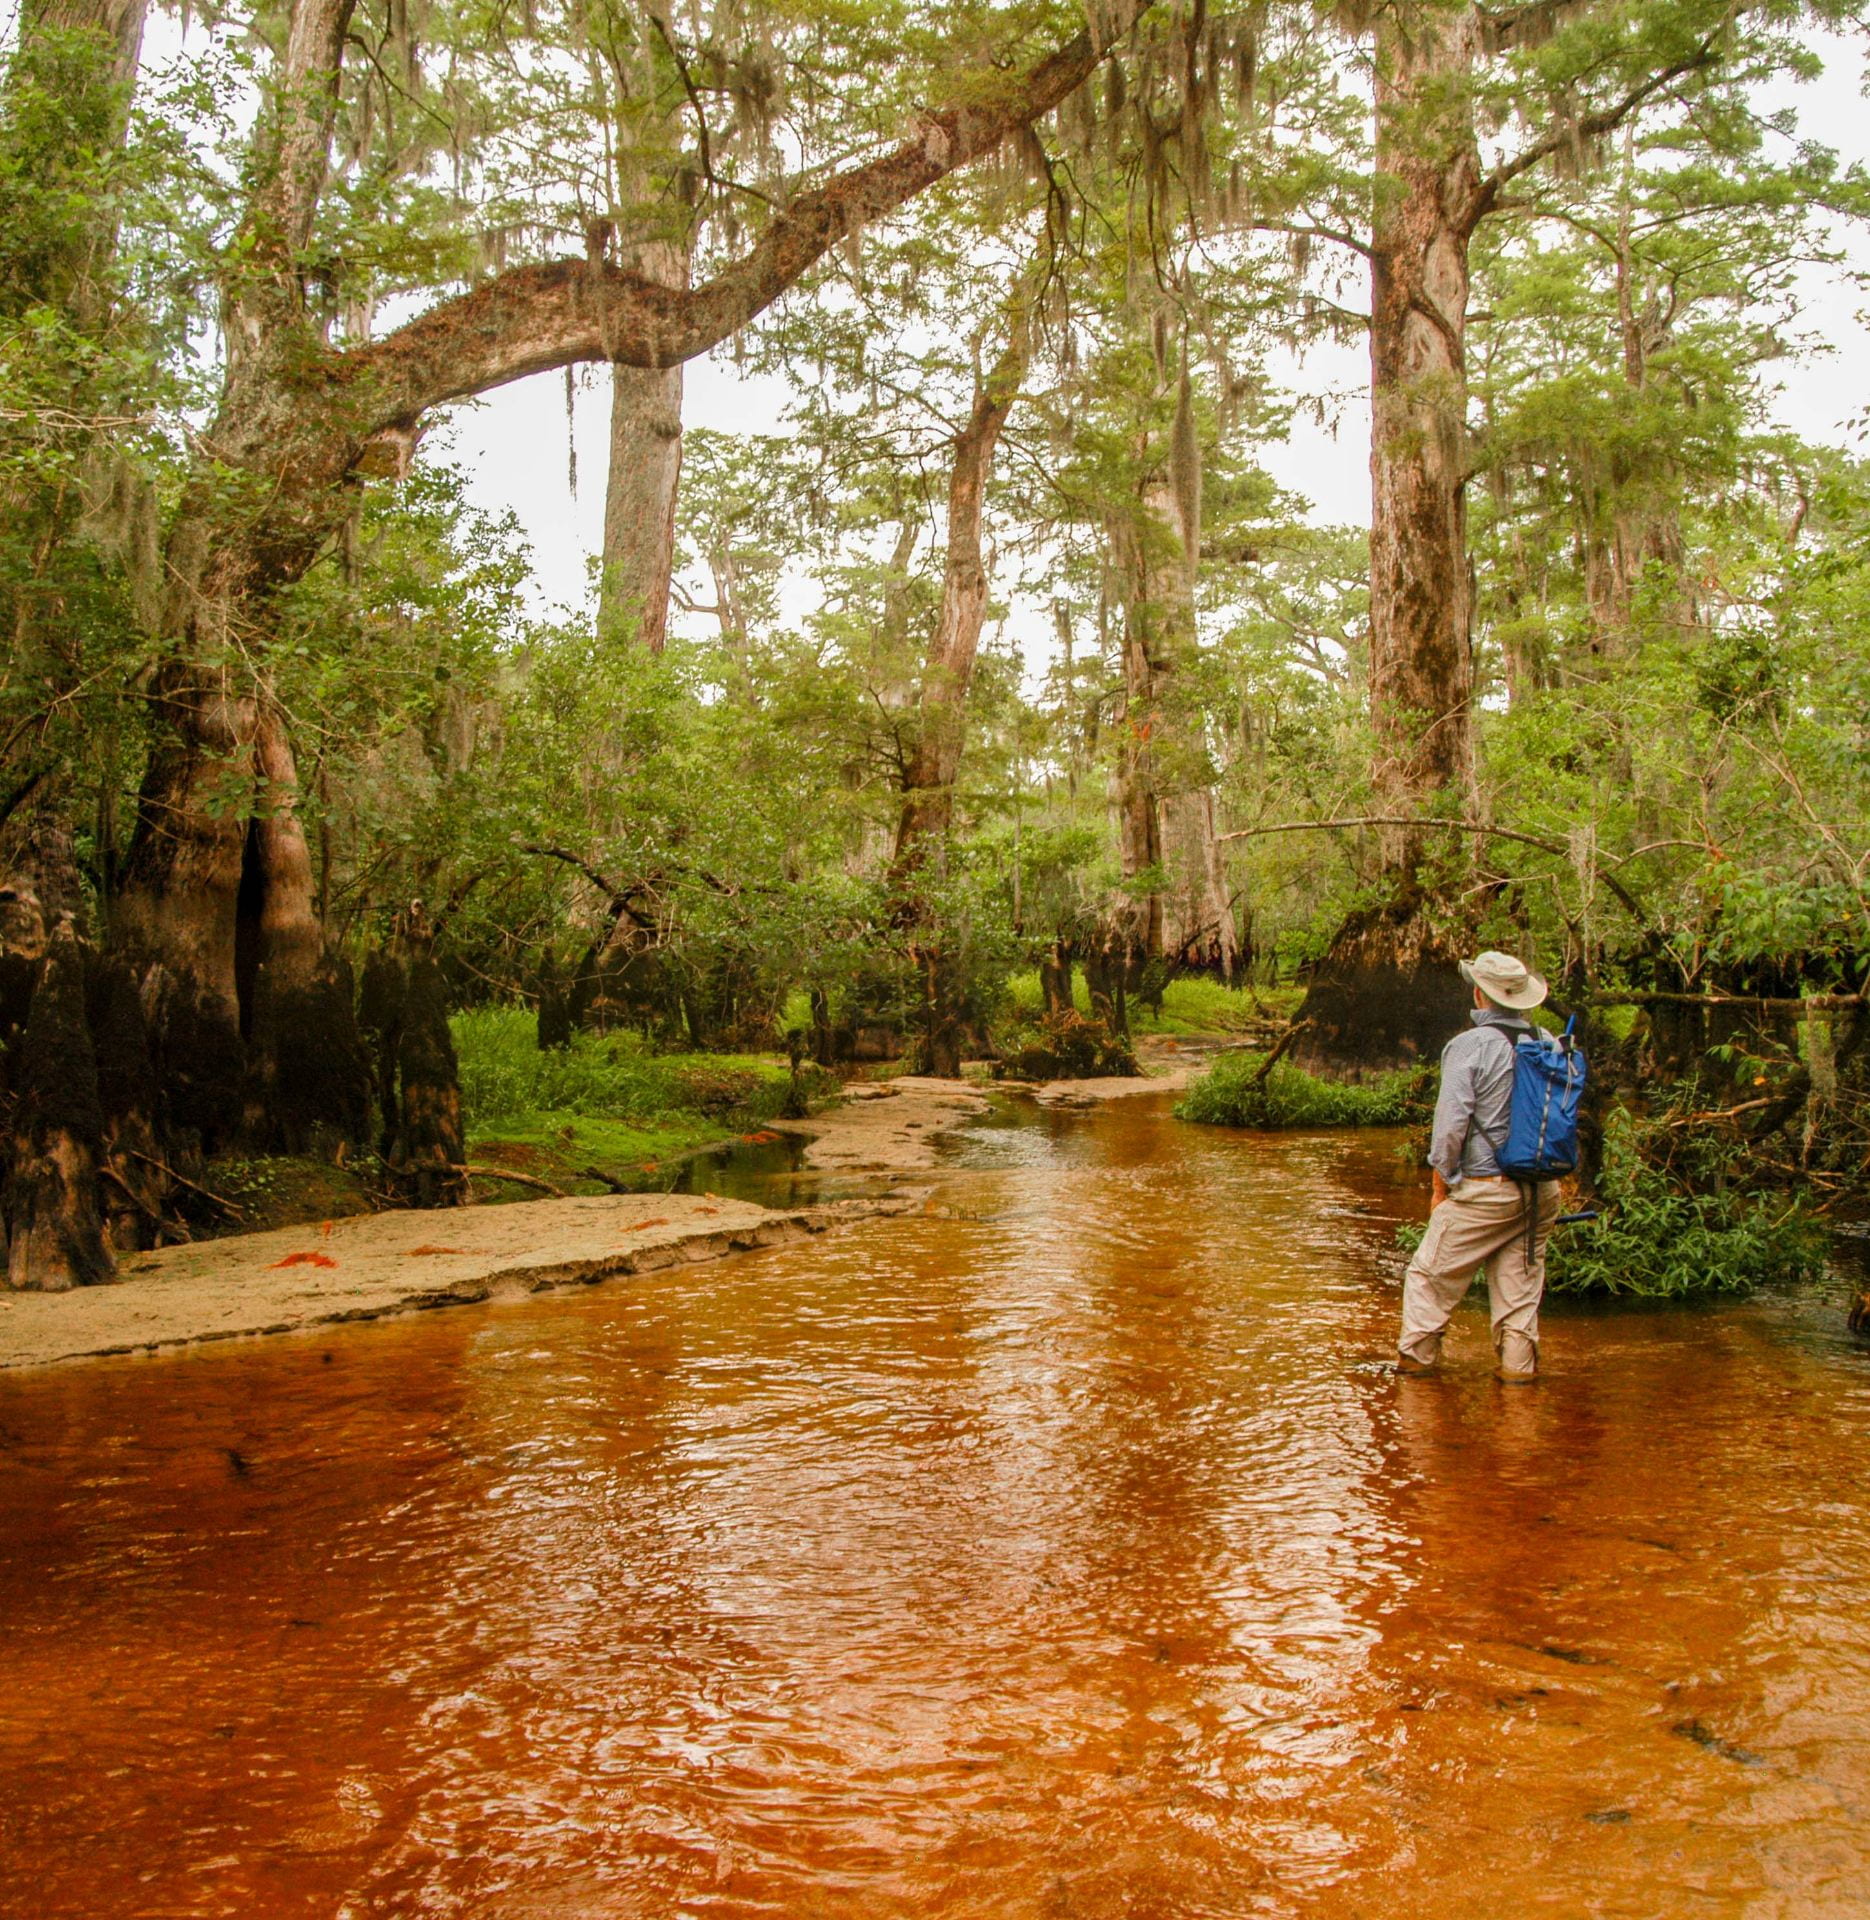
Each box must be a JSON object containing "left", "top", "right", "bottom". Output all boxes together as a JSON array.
[{"left": 1428, "top": 1007, "right": 1533, "bottom": 1186}]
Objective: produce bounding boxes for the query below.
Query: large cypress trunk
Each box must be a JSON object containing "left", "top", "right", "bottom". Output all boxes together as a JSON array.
[
  {"left": 114, "top": 643, "right": 257, "bottom": 1148},
  {"left": 1296, "top": 3, "right": 1482, "bottom": 1074},
  {"left": 244, "top": 704, "right": 371, "bottom": 1149},
  {"left": 3, "top": 918, "right": 114, "bottom": 1289}
]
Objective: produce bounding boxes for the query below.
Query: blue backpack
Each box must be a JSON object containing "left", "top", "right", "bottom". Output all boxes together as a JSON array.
[{"left": 1484, "top": 1017, "right": 1587, "bottom": 1180}]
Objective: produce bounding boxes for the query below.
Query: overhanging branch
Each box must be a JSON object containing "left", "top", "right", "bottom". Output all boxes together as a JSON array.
[
  {"left": 344, "top": 3, "right": 1159, "bottom": 433},
  {"left": 1467, "top": 35, "right": 1725, "bottom": 232}
]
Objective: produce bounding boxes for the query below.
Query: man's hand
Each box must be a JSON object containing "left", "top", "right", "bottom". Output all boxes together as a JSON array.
[{"left": 1431, "top": 1170, "right": 1450, "bottom": 1210}]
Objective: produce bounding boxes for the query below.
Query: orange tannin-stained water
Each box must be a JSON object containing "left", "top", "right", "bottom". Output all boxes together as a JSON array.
[{"left": 2, "top": 1094, "right": 1868, "bottom": 1918}]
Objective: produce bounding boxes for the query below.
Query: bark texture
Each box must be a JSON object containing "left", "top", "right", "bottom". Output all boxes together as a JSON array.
[
  {"left": 3, "top": 919, "right": 114, "bottom": 1289},
  {"left": 1104, "top": 371, "right": 1237, "bottom": 978},
  {"left": 600, "top": 237, "right": 690, "bottom": 652},
  {"left": 893, "top": 335, "right": 1026, "bottom": 868},
  {"left": 1365, "top": 1, "right": 1483, "bottom": 883}
]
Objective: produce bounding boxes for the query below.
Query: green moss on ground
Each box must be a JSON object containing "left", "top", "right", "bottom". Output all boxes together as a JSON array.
[{"left": 205, "top": 1155, "right": 381, "bottom": 1234}]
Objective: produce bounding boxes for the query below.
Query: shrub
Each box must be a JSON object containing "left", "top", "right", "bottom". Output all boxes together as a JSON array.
[
  {"left": 1547, "top": 1110, "right": 1827, "bottom": 1297},
  {"left": 996, "top": 1010, "right": 1138, "bottom": 1080},
  {"left": 1392, "top": 1110, "right": 1828, "bottom": 1298},
  {"left": 1178, "top": 1052, "right": 1430, "bottom": 1128}
]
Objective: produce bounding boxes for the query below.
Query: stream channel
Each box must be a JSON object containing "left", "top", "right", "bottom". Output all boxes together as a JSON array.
[{"left": 2, "top": 1094, "right": 1868, "bottom": 1917}]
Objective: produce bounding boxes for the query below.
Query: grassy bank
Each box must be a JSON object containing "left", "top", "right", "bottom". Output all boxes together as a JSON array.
[
  {"left": 1177, "top": 1050, "right": 1432, "bottom": 1129},
  {"left": 456, "top": 1008, "right": 831, "bottom": 1195}
]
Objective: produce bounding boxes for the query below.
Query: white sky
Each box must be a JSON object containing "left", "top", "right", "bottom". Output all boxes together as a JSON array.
[{"left": 439, "top": 33, "right": 1870, "bottom": 648}]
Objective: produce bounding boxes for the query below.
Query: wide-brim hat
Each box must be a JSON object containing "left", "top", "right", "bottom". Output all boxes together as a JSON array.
[{"left": 1460, "top": 949, "right": 1548, "bottom": 1011}]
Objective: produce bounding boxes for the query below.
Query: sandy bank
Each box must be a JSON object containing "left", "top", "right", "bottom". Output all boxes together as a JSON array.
[
  {"left": 998, "top": 1036, "right": 1211, "bottom": 1108},
  {"left": 0, "top": 1191, "right": 914, "bottom": 1372},
  {"left": 775, "top": 1075, "right": 992, "bottom": 1174}
]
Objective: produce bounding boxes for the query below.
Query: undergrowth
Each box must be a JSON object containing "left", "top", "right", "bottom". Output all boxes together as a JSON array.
[
  {"left": 1002, "top": 972, "right": 1301, "bottom": 1036},
  {"left": 1177, "top": 1052, "right": 1431, "bottom": 1128},
  {"left": 1547, "top": 1111, "right": 1827, "bottom": 1297},
  {"left": 1394, "top": 1110, "right": 1827, "bottom": 1298},
  {"left": 454, "top": 1007, "right": 829, "bottom": 1142}
]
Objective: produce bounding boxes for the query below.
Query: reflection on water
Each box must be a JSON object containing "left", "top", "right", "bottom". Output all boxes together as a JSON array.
[{"left": 2, "top": 1095, "right": 1868, "bottom": 1918}]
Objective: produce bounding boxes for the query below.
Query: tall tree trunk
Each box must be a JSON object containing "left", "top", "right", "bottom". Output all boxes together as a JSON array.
[
  {"left": 1296, "top": 3, "right": 1482, "bottom": 1074},
  {"left": 1104, "top": 367, "right": 1237, "bottom": 981},
  {"left": 113, "top": 605, "right": 258, "bottom": 1148},
  {"left": 244, "top": 704, "right": 371, "bottom": 1150},
  {"left": 113, "top": 0, "right": 364, "bottom": 1146},
  {"left": 1365, "top": 2, "right": 1481, "bottom": 880},
  {"left": 599, "top": 238, "right": 690, "bottom": 651},
  {"left": 889, "top": 337, "right": 1025, "bottom": 1079},
  {"left": 892, "top": 336, "right": 1025, "bottom": 870}
]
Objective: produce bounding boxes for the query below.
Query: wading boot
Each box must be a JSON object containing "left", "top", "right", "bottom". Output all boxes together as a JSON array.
[{"left": 1494, "top": 1332, "right": 1538, "bottom": 1384}]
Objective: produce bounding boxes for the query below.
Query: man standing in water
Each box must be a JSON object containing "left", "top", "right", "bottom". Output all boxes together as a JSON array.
[{"left": 1398, "top": 951, "right": 1563, "bottom": 1382}]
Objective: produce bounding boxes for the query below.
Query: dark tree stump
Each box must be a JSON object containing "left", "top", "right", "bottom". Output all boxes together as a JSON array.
[
  {"left": 1292, "top": 900, "right": 1472, "bottom": 1079},
  {"left": 394, "top": 950, "right": 468, "bottom": 1208},
  {"left": 4, "top": 919, "right": 114, "bottom": 1290}
]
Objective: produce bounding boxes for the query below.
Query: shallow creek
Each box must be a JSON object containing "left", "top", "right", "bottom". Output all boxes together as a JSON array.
[{"left": 3, "top": 1095, "right": 1869, "bottom": 1918}]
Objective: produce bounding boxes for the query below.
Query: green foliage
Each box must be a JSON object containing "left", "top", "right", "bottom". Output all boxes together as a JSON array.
[
  {"left": 1546, "top": 1111, "right": 1829, "bottom": 1297},
  {"left": 453, "top": 1007, "right": 821, "bottom": 1134},
  {"left": 1002, "top": 972, "right": 1298, "bottom": 1036},
  {"left": 1179, "top": 1053, "right": 1430, "bottom": 1129},
  {"left": 1393, "top": 1110, "right": 1830, "bottom": 1297}
]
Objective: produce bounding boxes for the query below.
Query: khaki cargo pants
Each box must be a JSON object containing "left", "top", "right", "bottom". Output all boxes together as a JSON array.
[{"left": 1400, "top": 1179, "right": 1563, "bottom": 1378}]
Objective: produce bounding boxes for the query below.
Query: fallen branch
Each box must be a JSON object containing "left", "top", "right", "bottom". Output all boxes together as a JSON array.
[
  {"left": 578, "top": 1163, "right": 633, "bottom": 1194},
  {"left": 1253, "top": 1019, "right": 1313, "bottom": 1086},
  {"left": 455, "top": 1162, "right": 567, "bottom": 1198},
  {"left": 126, "top": 1149, "right": 245, "bottom": 1220},
  {"left": 1662, "top": 1096, "right": 1778, "bottom": 1128},
  {"left": 100, "top": 1164, "right": 189, "bottom": 1240}
]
